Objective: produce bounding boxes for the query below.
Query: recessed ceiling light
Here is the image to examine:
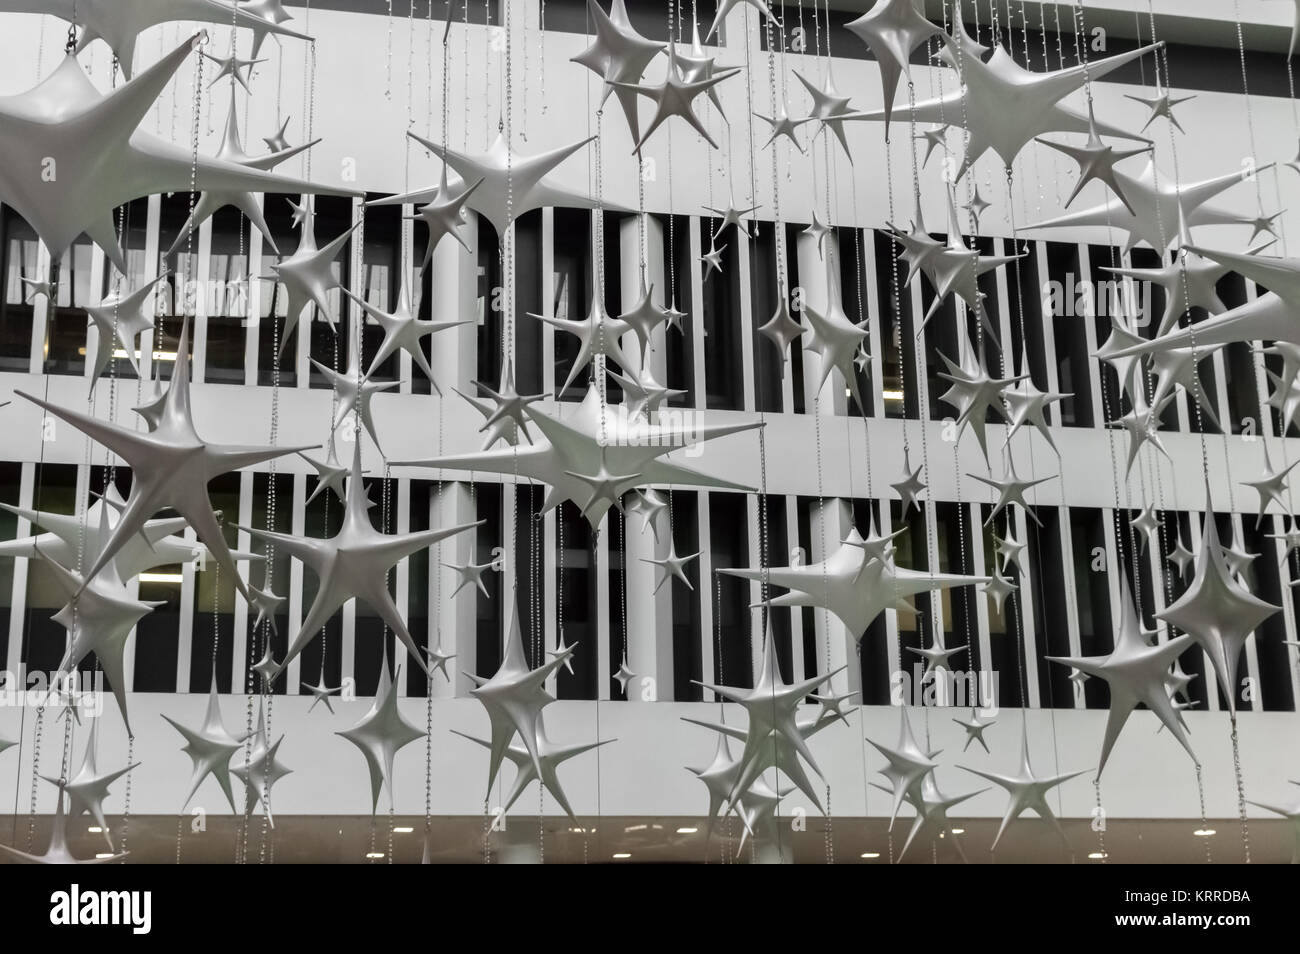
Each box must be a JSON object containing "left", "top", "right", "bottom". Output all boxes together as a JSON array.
[
  {"left": 1088, "top": 851, "right": 1107, "bottom": 860},
  {"left": 94, "top": 853, "right": 115, "bottom": 859},
  {"left": 87, "top": 826, "right": 103, "bottom": 833},
  {"left": 365, "top": 852, "right": 385, "bottom": 859},
  {"left": 950, "top": 828, "right": 965, "bottom": 835},
  {"left": 676, "top": 827, "right": 698, "bottom": 835},
  {"left": 1194, "top": 828, "right": 1216, "bottom": 837},
  {"left": 393, "top": 827, "right": 414, "bottom": 834},
  {"left": 860, "top": 851, "right": 880, "bottom": 859},
  {"left": 612, "top": 852, "right": 631, "bottom": 859}
]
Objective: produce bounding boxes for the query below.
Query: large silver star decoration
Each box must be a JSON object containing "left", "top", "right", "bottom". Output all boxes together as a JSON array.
[
  {"left": 969, "top": 458, "right": 1055, "bottom": 528},
  {"left": 705, "top": 0, "right": 778, "bottom": 40},
  {"left": 952, "top": 709, "right": 996, "bottom": 753},
  {"left": 1025, "top": 162, "right": 1269, "bottom": 253},
  {"left": 891, "top": 450, "right": 927, "bottom": 515},
  {"left": 1036, "top": 107, "right": 1153, "bottom": 215},
  {"left": 401, "top": 166, "right": 483, "bottom": 266},
  {"left": 719, "top": 526, "right": 988, "bottom": 641},
  {"left": 18, "top": 318, "right": 306, "bottom": 602},
  {"left": 395, "top": 382, "right": 761, "bottom": 526},
  {"left": 866, "top": 706, "right": 939, "bottom": 829},
  {"left": 457, "top": 358, "right": 545, "bottom": 448},
  {"left": 847, "top": 29, "right": 1157, "bottom": 176},
  {"left": 202, "top": 50, "right": 264, "bottom": 93},
  {"left": 938, "top": 339, "right": 1025, "bottom": 460},
  {"left": 345, "top": 277, "right": 468, "bottom": 389},
  {"left": 791, "top": 68, "right": 863, "bottom": 160},
  {"left": 801, "top": 257, "right": 870, "bottom": 408},
  {"left": 641, "top": 540, "right": 700, "bottom": 592},
  {"left": 0, "top": 37, "right": 336, "bottom": 272},
  {"left": 385, "top": 131, "right": 602, "bottom": 238},
  {"left": 240, "top": 440, "right": 481, "bottom": 681},
  {"left": 1125, "top": 88, "right": 1195, "bottom": 133}
]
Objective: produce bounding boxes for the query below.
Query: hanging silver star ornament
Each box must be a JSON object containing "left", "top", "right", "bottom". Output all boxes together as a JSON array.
[
  {"left": 759, "top": 289, "right": 800, "bottom": 361},
  {"left": 526, "top": 263, "right": 633, "bottom": 393},
  {"left": 1124, "top": 88, "right": 1195, "bottom": 134},
  {"left": 641, "top": 540, "right": 700, "bottom": 592},
  {"left": 238, "top": 0, "right": 303, "bottom": 57},
  {"left": 464, "top": 598, "right": 576, "bottom": 792},
  {"left": 969, "top": 458, "right": 1055, "bottom": 528},
  {"left": 867, "top": 707, "right": 940, "bottom": 828},
  {"left": 0, "top": 781, "right": 126, "bottom": 864},
  {"left": 570, "top": 0, "right": 665, "bottom": 143},
  {"left": 801, "top": 257, "right": 871, "bottom": 408},
  {"left": 19, "top": 270, "right": 52, "bottom": 303},
  {"left": 704, "top": 199, "right": 761, "bottom": 241},
  {"left": 425, "top": 640, "right": 457, "bottom": 682},
  {"left": 1131, "top": 503, "right": 1163, "bottom": 551},
  {"left": 262, "top": 115, "right": 294, "bottom": 153},
  {"left": 700, "top": 238, "right": 727, "bottom": 279},
  {"left": 962, "top": 184, "right": 994, "bottom": 229},
  {"left": 1249, "top": 211, "right": 1283, "bottom": 242},
  {"left": 202, "top": 50, "right": 264, "bottom": 93},
  {"left": 397, "top": 382, "right": 761, "bottom": 527},
  {"left": 625, "top": 487, "right": 669, "bottom": 540},
  {"left": 387, "top": 131, "right": 603, "bottom": 238},
  {"left": 33, "top": 530, "right": 163, "bottom": 735},
  {"left": 19, "top": 318, "right": 308, "bottom": 603},
  {"left": 617, "top": 278, "right": 673, "bottom": 358},
  {"left": 231, "top": 701, "right": 292, "bottom": 827},
  {"left": 720, "top": 527, "right": 988, "bottom": 641},
  {"left": 40, "top": 718, "right": 137, "bottom": 850},
  {"left": 611, "top": 365, "right": 686, "bottom": 418},
  {"left": 1002, "top": 362, "right": 1069, "bottom": 454},
  {"left": 248, "top": 582, "right": 284, "bottom": 634},
  {"left": 803, "top": 211, "right": 833, "bottom": 260},
  {"left": 311, "top": 353, "right": 399, "bottom": 453},
  {"left": 1107, "top": 390, "right": 1175, "bottom": 477},
  {"left": 982, "top": 564, "right": 1018, "bottom": 614},
  {"left": 240, "top": 440, "right": 481, "bottom": 681},
  {"left": 300, "top": 440, "right": 351, "bottom": 505},
  {"left": 909, "top": 636, "right": 967, "bottom": 676},
  {"left": 891, "top": 449, "right": 926, "bottom": 515},
  {"left": 83, "top": 273, "right": 167, "bottom": 391},
  {"left": 0, "top": 36, "right": 339, "bottom": 272},
  {"left": 1036, "top": 106, "right": 1153, "bottom": 215},
  {"left": 404, "top": 168, "right": 483, "bottom": 267},
  {"left": 1242, "top": 442, "right": 1299, "bottom": 529},
  {"left": 960, "top": 718, "right": 1086, "bottom": 851},
  {"left": 162, "top": 673, "right": 251, "bottom": 811},
  {"left": 1147, "top": 343, "right": 1222, "bottom": 429},
  {"left": 754, "top": 100, "right": 809, "bottom": 152},
  {"left": 305, "top": 674, "right": 342, "bottom": 714},
  {"left": 263, "top": 200, "right": 358, "bottom": 355},
  {"left": 0, "top": 0, "right": 310, "bottom": 78},
  {"left": 445, "top": 559, "right": 495, "bottom": 598},
  {"left": 916, "top": 125, "right": 948, "bottom": 165},
  {"left": 613, "top": 657, "right": 638, "bottom": 695},
  {"left": 337, "top": 653, "right": 425, "bottom": 813},
  {"left": 462, "top": 358, "right": 546, "bottom": 447},
  {"left": 1102, "top": 246, "right": 1247, "bottom": 337},
  {"left": 1048, "top": 575, "right": 1199, "bottom": 776},
  {"left": 697, "top": 627, "right": 841, "bottom": 797},
  {"left": 452, "top": 714, "right": 611, "bottom": 820},
  {"left": 791, "top": 68, "right": 863, "bottom": 161},
  {"left": 848, "top": 28, "right": 1156, "bottom": 176},
  {"left": 993, "top": 528, "right": 1029, "bottom": 576},
  {"left": 685, "top": 719, "right": 743, "bottom": 839},
  {"left": 1025, "top": 162, "right": 1270, "bottom": 254},
  {"left": 953, "top": 709, "right": 996, "bottom": 753},
  {"left": 617, "top": 51, "right": 741, "bottom": 152},
  {"left": 1157, "top": 489, "right": 1280, "bottom": 713},
  {"left": 1167, "top": 535, "right": 1196, "bottom": 579},
  {"left": 705, "top": 0, "right": 778, "bottom": 40},
  {"left": 251, "top": 644, "right": 278, "bottom": 689},
  {"left": 845, "top": 0, "right": 940, "bottom": 135},
  {"left": 344, "top": 277, "right": 469, "bottom": 390},
  {"left": 1220, "top": 531, "right": 1258, "bottom": 581}
]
